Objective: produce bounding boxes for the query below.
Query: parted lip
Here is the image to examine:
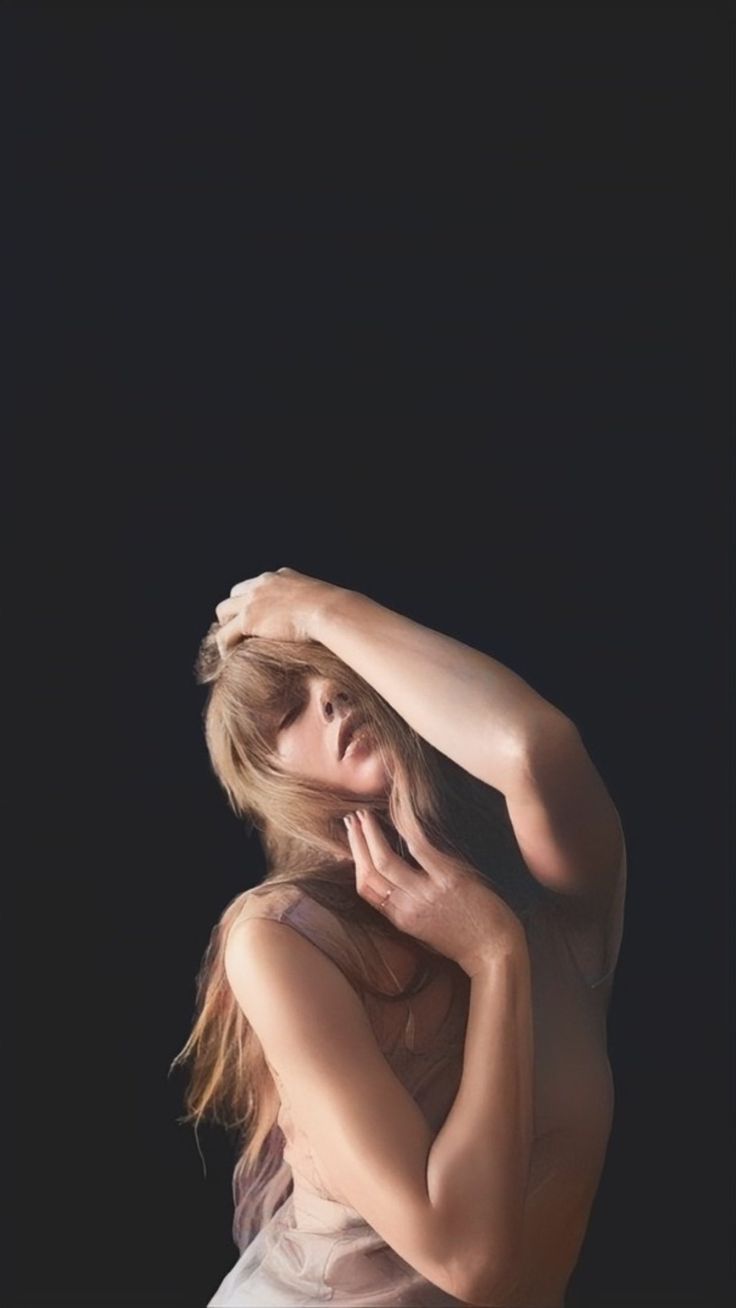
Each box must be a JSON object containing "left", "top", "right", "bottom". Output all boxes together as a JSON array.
[{"left": 338, "top": 713, "right": 364, "bottom": 760}]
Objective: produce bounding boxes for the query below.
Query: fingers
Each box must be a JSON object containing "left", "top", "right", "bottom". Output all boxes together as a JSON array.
[
  {"left": 214, "top": 591, "right": 251, "bottom": 655},
  {"left": 230, "top": 576, "right": 258, "bottom": 597},
  {"left": 357, "top": 811, "right": 426, "bottom": 895},
  {"left": 215, "top": 596, "right": 241, "bottom": 623},
  {"left": 346, "top": 810, "right": 428, "bottom": 913},
  {"left": 215, "top": 613, "right": 247, "bottom": 657},
  {"left": 344, "top": 812, "right": 395, "bottom": 908},
  {"left": 228, "top": 568, "right": 293, "bottom": 601},
  {"left": 214, "top": 578, "right": 254, "bottom": 626},
  {"left": 217, "top": 569, "right": 294, "bottom": 620},
  {"left": 344, "top": 811, "right": 380, "bottom": 876}
]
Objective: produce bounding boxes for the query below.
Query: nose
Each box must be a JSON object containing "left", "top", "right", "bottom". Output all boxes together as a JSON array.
[{"left": 321, "top": 688, "right": 351, "bottom": 721}]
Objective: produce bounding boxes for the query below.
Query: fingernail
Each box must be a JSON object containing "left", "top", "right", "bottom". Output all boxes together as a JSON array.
[{"left": 343, "top": 815, "right": 352, "bottom": 827}]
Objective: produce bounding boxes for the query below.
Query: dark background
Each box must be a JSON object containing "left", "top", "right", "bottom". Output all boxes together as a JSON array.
[{"left": 10, "top": 4, "right": 731, "bottom": 1306}]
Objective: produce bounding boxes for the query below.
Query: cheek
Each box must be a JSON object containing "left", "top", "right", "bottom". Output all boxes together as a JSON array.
[
  {"left": 275, "top": 732, "right": 304, "bottom": 769},
  {"left": 362, "top": 752, "right": 389, "bottom": 784}
]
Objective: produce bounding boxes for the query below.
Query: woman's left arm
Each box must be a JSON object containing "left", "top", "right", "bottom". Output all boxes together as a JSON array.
[{"left": 311, "top": 586, "right": 566, "bottom": 798}]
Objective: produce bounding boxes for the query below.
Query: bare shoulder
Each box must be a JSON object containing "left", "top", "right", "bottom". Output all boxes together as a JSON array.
[{"left": 224, "top": 911, "right": 367, "bottom": 1028}]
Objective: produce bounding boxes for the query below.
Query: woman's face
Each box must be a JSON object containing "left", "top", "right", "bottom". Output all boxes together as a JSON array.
[{"left": 273, "top": 674, "right": 390, "bottom": 797}]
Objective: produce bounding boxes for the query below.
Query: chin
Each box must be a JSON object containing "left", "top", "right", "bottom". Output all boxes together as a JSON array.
[
  {"left": 341, "top": 730, "right": 393, "bottom": 795},
  {"left": 356, "top": 759, "right": 391, "bottom": 795}
]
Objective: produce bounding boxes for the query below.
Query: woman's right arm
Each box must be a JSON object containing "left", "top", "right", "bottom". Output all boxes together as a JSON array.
[{"left": 224, "top": 914, "right": 530, "bottom": 1306}]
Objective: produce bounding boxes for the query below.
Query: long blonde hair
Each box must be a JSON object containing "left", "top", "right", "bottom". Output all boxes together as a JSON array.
[{"left": 168, "top": 624, "right": 544, "bottom": 1252}]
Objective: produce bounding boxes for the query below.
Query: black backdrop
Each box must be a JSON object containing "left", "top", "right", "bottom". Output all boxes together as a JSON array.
[{"left": 10, "top": 4, "right": 731, "bottom": 1306}]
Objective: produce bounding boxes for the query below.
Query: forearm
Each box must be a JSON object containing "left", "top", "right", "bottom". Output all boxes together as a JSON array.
[
  {"left": 312, "top": 587, "right": 564, "bottom": 795},
  {"left": 427, "top": 937, "right": 535, "bottom": 1303}
]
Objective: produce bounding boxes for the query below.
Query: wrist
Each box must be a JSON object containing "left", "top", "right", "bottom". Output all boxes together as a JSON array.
[
  {"left": 460, "top": 926, "right": 529, "bottom": 979},
  {"left": 308, "top": 583, "right": 356, "bottom": 642}
]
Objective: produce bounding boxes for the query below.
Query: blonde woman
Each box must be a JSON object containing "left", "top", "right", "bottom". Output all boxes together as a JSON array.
[{"left": 171, "top": 567, "right": 626, "bottom": 1308}]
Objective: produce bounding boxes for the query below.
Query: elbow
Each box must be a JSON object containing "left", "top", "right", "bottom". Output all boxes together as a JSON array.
[
  {"left": 462, "top": 1272, "right": 523, "bottom": 1308},
  {"left": 460, "top": 1251, "right": 525, "bottom": 1308},
  {"left": 492, "top": 704, "right": 576, "bottom": 797},
  {"left": 521, "top": 702, "right": 578, "bottom": 760}
]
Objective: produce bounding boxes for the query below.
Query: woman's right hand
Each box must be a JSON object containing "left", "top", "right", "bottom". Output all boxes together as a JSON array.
[{"left": 344, "top": 805, "right": 526, "bottom": 977}]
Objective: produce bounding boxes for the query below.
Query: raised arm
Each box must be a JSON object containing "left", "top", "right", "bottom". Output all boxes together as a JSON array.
[
  {"left": 312, "top": 588, "right": 624, "bottom": 908},
  {"left": 311, "top": 586, "right": 563, "bottom": 796},
  {"left": 215, "top": 569, "right": 624, "bottom": 905}
]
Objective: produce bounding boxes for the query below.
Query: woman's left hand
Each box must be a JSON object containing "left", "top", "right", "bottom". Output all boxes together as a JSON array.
[{"left": 214, "top": 567, "right": 345, "bottom": 655}]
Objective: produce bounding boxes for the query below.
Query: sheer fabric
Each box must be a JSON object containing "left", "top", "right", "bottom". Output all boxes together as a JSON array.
[
  {"left": 206, "top": 858, "right": 624, "bottom": 1307},
  {"left": 206, "top": 882, "right": 473, "bottom": 1306}
]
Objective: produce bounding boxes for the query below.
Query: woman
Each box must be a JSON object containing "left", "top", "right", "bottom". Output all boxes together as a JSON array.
[{"left": 170, "top": 568, "right": 627, "bottom": 1307}]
